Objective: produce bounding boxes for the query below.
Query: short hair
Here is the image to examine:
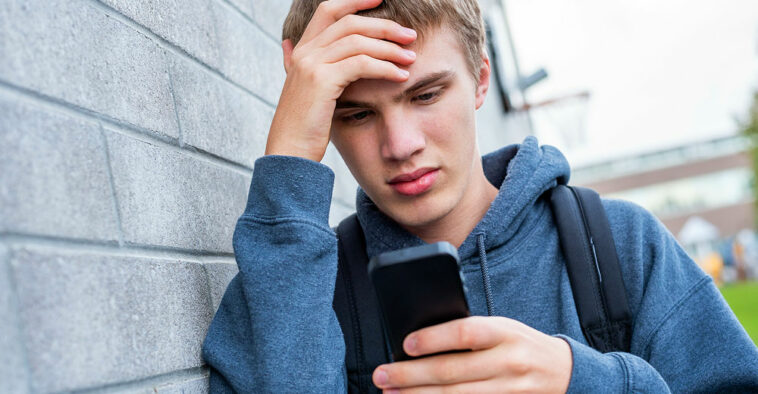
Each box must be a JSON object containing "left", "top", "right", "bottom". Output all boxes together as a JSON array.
[{"left": 282, "top": 0, "right": 486, "bottom": 81}]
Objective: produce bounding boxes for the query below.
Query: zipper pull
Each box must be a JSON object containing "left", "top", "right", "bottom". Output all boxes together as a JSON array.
[{"left": 590, "top": 237, "right": 603, "bottom": 283}]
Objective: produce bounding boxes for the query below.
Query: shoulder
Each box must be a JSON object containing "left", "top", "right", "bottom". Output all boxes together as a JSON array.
[
  {"left": 600, "top": 197, "right": 678, "bottom": 261},
  {"left": 601, "top": 198, "right": 661, "bottom": 234},
  {"left": 599, "top": 198, "right": 710, "bottom": 321}
]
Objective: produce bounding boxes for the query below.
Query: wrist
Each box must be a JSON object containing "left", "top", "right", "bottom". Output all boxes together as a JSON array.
[{"left": 264, "top": 135, "right": 327, "bottom": 163}]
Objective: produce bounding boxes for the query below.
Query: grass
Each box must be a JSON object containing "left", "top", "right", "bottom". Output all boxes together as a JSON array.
[{"left": 720, "top": 281, "right": 758, "bottom": 345}]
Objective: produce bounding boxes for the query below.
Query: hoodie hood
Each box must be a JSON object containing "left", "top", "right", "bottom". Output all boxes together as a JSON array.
[{"left": 355, "top": 136, "right": 570, "bottom": 264}]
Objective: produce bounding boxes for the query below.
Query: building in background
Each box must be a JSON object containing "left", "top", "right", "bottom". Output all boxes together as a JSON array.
[{"left": 573, "top": 135, "right": 758, "bottom": 281}]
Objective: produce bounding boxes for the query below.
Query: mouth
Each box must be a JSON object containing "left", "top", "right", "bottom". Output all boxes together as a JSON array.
[{"left": 387, "top": 167, "right": 439, "bottom": 196}]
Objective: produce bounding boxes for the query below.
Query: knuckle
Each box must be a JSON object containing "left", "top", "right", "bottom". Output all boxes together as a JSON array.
[
  {"left": 296, "top": 55, "right": 315, "bottom": 74},
  {"left": 346, "top": 33, "right": 363, "bottom": 47},
  {"left": 290, "top": 51, "right": 306, "bottom": 67},
  {"left": 457, "top": 321, "right": 478, "bottom": 348},
  {"left": 355, "top": 54, "right": 372, "bottom": 66},
  {"left": 343, "top": 13, "right": 360, "bottom": 26},
  {"left": 316, "top": 1, "right": 332, "bottom": 16},
  {"left": 377, "top": 18, "right": 398, "bottom": 36},
  {"left": 437, "top": 357, "right": 458, "bottom": 383},
  {"left": 506, "top": 352, "right": 531, "bottom": 376}
]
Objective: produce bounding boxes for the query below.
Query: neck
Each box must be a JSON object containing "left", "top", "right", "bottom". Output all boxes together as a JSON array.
[{"left": 402, "top": 162, "right": 499, "bottom": 248}]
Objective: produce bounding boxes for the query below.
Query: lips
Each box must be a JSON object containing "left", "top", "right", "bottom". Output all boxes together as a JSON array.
[{"left": 388, "top": 167, "right": 439, "bottom": 196}]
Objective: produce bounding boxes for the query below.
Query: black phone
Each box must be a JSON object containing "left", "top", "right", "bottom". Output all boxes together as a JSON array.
[{"left": 367, "top": 242, "right": 470, "bottom": 362}]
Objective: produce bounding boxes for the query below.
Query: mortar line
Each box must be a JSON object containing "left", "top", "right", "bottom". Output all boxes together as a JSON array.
[
  {"left": 99, "top": 124, "right": 126, "bottom": 247},
  {"left": 0, "top": 81, "right": 253, "bottom": 177},
  {"left": 67, "top": 366, "right": 209, "bottom": 394},
  {"left": 84, "top": 0, "right": 278, "bottom": 109},
  {"left": 216, "top": 0, "right": 280, "bottom": 44},
  {"left": 0, "top": 244, "right": 35, "bottom": 393},
  {"left": 0, "top": 233, "right": 235, "bottom": 262},
  {"left": 166, "top": 62, "right": 185, "bottom": 148},
  {"left": 201, "top": 263, "right": 220, "bottom": 320}
]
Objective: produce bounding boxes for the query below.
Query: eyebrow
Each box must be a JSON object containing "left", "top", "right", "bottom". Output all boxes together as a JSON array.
[{"left": 335, "top": 70, "right": 455, "bottom": 109}]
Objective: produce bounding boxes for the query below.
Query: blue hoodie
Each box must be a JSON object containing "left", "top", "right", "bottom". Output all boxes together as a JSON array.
[{"left": 202, "top": 137, "right": 758, "bottom": 392}]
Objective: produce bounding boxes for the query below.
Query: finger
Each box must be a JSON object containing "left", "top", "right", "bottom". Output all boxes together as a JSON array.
[
  {"left": 282, "top": 39, "right": 294, "bottom": 72},
  {"left": 386, "top": 379, "right": 501, "bottom": 394},
  {"left": 299, "top": 0, "right": 384, "bottom": 45},
  {"left": 321, "top": 34, "right": 415, "bottom": 65},
  {"left": 374, "top": 349, "right": 501, "bottom": 388},
  {"left": 332, "top": 54, "right": 409, "bottom": 87},
  {"left": 404, "top": 316, "right": 510, "bottom": 357},
  {"left": 312, "top": 14, "right": 417, "bottom": 49}
]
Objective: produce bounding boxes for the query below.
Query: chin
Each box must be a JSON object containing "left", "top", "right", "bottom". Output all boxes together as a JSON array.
[{"left": 381, "top": 193, "right": 456, "bottom": 229}]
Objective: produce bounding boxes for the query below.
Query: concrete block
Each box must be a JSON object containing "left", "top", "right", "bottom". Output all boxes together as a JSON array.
[
  {"left": 203, "top": 262, "right": 239, "bottom": 313},
  {"left": 223, "top": 0, "right": 254, "bottom": 19},
  {"left": 212, "top": 1, "right": 286, "bottom": 105},
  {"left": 153, "top": 374, "right": 209, "bottom": 394},
  {"left": 0, "top": 94, "right": 120, "bottom": 241},
  {"left": 0, "top": 244, "right": 31, "bottom": 394},
  {"left": 98, "top": 0, "right": 220, "bottom": 70},
  {"left": 0, "top": 0, "right": 179, "bottom": 138},
  {"left": 252, "top": 0, "right": 293, "bottom": 40},
  {"left": 169, "top": 56, "right": 273, "bottom": 168},
  {"left": 105, "top": 130, "right": 250, "bottom": 252},
  {"left": 8, "top": 246, "right": 213, "bottom": 393}
]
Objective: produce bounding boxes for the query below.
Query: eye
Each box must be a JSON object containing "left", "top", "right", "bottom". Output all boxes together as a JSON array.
[
  {"left": 413, "top": 89, "right": 442, "bottom": 103},
  {"left": 340, "top": 110, "right": 372, "bottom": 123}
]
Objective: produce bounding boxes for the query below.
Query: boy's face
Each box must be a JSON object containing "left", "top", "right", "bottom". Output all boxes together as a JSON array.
[{"left": 330, "top": 26, "right": 490, "bottom": 228}]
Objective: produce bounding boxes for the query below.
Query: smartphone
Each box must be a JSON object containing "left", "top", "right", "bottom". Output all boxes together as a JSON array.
[{"left": 367, "top": 242, "right": 470, "bottom": 361}]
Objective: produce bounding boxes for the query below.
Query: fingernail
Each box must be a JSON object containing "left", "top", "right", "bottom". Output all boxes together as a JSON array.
[
  {"left": 404, "top": 335, "right": 417, "bottom": 353},
  {"left": 398, "top": 69, "right": 409, "bottom": 78},
  {"left": 375, "top": 369, "right": 389, "bottom": 385},
  {"left": 403, "top": 49, "right": 416, "bottom": 59},
  {"left": 401, "top": 27, "right": 417, "bottom": 38}
]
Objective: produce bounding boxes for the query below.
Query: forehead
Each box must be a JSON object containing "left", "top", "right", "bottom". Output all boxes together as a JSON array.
[{"left": 339, "top": 27, "right": 469, "bottom": 100}]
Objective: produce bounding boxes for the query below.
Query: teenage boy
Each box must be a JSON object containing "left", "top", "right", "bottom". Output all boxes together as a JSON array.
[{"left": 202, "top": 0, "right": 758, "bottom": 392}]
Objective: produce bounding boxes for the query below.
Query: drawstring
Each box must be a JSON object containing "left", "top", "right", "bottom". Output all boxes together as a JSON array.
[{"left": 477, "top": 234, "right": 495, "bottom": 316}]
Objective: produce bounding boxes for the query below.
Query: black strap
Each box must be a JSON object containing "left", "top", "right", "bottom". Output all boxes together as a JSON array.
[
  {"left": 550, "top": 185, "right": 633, "bottom": 353},
  {"left": 333, "top": 214, "right": 389, "bottom": 393}
]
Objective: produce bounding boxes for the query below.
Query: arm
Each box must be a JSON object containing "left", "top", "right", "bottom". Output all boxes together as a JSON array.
[
  {"left": 202, "top": 155, "right": 347, "bottom": 392},
  {"left": 202, "top": 0, "right": 418, "bottom": 389},
  {"left": 561, "top": 200, "right": 758, "bottom": 393},
  {"left": 576, "top": 200, "right": 758, "bottom": 392}
]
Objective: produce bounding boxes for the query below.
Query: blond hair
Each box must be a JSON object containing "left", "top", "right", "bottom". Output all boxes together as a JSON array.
[{"left": 282, "top": 0, "right": 486, "bottom": 80}]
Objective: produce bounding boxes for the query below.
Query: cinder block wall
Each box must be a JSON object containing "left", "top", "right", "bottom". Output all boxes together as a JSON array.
[{"left": 0, "top": 0, "right": 293, "bottom": 392}]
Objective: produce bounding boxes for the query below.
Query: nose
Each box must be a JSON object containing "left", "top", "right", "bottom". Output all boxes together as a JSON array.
[{"left": 379, "top": 109, "right": 426, "bottom": 161}]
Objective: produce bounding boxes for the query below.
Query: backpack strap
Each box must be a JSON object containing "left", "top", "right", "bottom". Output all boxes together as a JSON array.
[
  {"left": 549, "top": 185, "right": 633, "bottom": 353},
  {"left": 333, "top": 214, "right": 389, "bottom": 393}
]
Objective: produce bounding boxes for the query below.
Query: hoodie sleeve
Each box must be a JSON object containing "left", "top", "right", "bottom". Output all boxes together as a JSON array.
[
  {"left": 561, "top": 199, "right": 758, "bottom": 393},
  {"left": 201, "top": 155, "right": 347, "bottom": 393}
]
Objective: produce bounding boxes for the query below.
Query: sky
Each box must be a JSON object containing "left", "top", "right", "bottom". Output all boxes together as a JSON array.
[{"left": 504, "top": 0, "right": 758, "bottom": 167}]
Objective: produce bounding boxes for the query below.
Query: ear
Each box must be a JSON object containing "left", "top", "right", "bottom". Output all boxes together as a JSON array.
[
  {"left": 474, "top": 52, "right": 491, "bottom": 110},
  {"left": 282, "top": 39, "right": 294, "bottom": 73}
]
